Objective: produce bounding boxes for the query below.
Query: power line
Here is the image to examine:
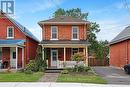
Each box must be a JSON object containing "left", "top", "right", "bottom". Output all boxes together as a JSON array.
[
  {"left": 100, "top": 24, "right": 130, "bottom": 30},
  {"left": 105, "top": 24, "right": 130, "bottom": 28},
  {"left": 122, "top": 0, "right": 130, "bottom": 13}
]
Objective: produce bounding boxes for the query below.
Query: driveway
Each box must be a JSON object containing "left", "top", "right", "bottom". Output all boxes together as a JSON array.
[{"left": 93, "top": 66, "right": 130, "bottom": 85}]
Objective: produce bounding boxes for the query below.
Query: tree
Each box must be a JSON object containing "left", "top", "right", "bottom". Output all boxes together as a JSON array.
[
  {"left": 53, "top": 8, "right": 65, "bottom": 18},
  {"left": 89, "top": 40, "right": 109, "bottom": 58},
  {"left": 53, "top": 8, "right": 88, "bottom": 20}
]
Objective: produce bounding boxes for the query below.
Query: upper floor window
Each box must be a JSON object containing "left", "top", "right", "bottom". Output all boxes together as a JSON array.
[
  {"left": 51, "top": 26, "right": 58, "bottom": 40},
  {"left": 72, "top": 26, "right": 79, "bottom": 40},
  {"left": 7, "top": 26, "right": 14, "bottom": 39}
]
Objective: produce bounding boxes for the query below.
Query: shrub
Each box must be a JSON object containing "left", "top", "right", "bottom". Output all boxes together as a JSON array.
[
  {"left": 35, "top": 46, "right": 47, "bottom": 71},
  {"left": 25, "top": 60, "right": 37, "bottom": 72},
  {"left": 84, "top": 66, "right": 91, "bottom": 72},
  {"left": 61, "top": 70, "right": 69, "bottom": 74},
  {"left": 25, "top": 46, "right": 47, "bottom": 73},
  {"left": 77, "top": 65, "right": 84, "bottom": 72},
  {"left": 65, "top": 67, "right": 73, "bottom": 72},
  {"left": 24, "top": 70, "right": 33, "bottom": 74},
  {"left": 38, "top": 66, "right": 45, "bottom": 72},
  {"left": 68, "top": 65, "right": 91, "bottom": 73},
  {"left": 71, "top": 52, "right": 85, "bottom": 66}
]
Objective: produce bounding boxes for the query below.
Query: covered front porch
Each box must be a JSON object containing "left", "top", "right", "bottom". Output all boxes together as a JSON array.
[
  {"left": 42, "top": 43, "right": 88, "bottom": 69},
  {"left": 0, "top": 40, "right": 25, "bottom": 70}
]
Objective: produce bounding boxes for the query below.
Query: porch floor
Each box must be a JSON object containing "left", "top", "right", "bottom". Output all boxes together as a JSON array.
[{"left": 0, "top": 68, "right": 22, "bottom": 72}]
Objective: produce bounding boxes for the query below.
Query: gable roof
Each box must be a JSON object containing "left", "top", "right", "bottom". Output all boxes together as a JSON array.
[
  {"left": 110, "top": 26, "right": 130, "bottom": 45},
  {"left": 38, "top": 16, "right": 90, "bottom": 25},
  {"left": 0, "top": 12, "right": 39, "bottom": 42}
]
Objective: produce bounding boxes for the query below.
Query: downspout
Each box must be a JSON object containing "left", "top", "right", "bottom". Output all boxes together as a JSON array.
[{"left": 126, "top": 41, "right": 129, "bottom": 64}]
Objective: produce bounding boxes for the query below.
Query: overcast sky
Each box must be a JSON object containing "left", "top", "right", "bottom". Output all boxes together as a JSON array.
[{"left": 11, "top": 0, "right": 130, "bottom": 41}]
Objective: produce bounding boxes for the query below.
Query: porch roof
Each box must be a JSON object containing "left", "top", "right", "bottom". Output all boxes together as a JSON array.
[
  {"left": 0, "top": 39, "right": 25, "bottom": 46},
  {"left": 40, "top": 40, "right": 89, "bottom": 44}
]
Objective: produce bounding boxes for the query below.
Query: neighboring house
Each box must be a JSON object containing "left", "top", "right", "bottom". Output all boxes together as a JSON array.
[
  {"left": 110, "top": 26, "right": 130, "bottom": 68},
  {"left": 38, "top": 16, "right": 90, "bottom": 68},
  {"left": 0, "top": 12, "right": 39, "bottom": 70}
]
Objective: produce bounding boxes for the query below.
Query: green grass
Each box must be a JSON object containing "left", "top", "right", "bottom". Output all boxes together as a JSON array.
[
  {"left": 0, "top": 72, "right": 43, "bottom": 82},
  {"left": 57, "top": 73, "right": 107, "bottom": 84}
]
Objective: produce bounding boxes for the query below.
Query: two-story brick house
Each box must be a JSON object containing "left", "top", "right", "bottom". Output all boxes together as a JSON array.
[
  {"left": 0, "top": 12, "right": 39, "bottom": 70},
  {"left": 38, "top": 16, "right": 90, "bottom": 68}
]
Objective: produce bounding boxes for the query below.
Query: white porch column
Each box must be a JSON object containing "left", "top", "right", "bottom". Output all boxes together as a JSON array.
[
  {"left": 85, "top": 46, "right": 88, "bottom": 66},
  {"left": 16, "top": 47, "right": 18, "bottom": 70},
  {"left": 64, "top": 47, "right": 66, "bottom": 62},
  {"left": 83, "top": 48, "right": 86, "bottom": 65},
  {"left": 42, "top": 46, "right": 44, "bottom": 60},
  {"left": 22, "top": 47, "right": 24, "bottom": 68},
  {"left": 83, "top": 48, "right": 86, "bottom": 56}
]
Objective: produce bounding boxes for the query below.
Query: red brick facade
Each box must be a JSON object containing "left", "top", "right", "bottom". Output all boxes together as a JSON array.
[
  {"left": 110, "top": 40, "right": 130, "bottom": 68},
  {"left": 0, "top": 14, "right": 38, "bottom": 68},
  {"left": 41, "top": 24, "right": 88, "bottom": 67},
  {"left": 42, "top": 25, "right": 88, "bottom": 40}
]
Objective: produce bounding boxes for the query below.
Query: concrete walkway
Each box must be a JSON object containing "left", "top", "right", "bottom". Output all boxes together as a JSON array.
[
  {"left": 93, "top": 66, "right": 130, "bottom": 85},
  {"left": 38, "top": 73, "right": 59, "bottom": 82},
  {"left": 0, "top": 82, "right": 129, "bottom": 87}
]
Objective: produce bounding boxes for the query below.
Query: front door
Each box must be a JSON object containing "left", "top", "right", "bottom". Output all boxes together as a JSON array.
[
  {"left": 10, "top": 48, "right": 16, "bottom": 68},
  {"left": 51, "top": 50, "right": 58, "bottom": 67}
]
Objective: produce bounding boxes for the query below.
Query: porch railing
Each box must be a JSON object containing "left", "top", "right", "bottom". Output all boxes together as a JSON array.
[{"left": 57, "top": 60, "right": 84, "bottom": 68}]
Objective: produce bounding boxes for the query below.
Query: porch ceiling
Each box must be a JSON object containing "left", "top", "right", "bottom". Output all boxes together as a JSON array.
[
  {"left": 41, "top": 44, "right": 87, "bottom": 48},
  {"left": 41, "top": 40, "right": 89, "bottom": 44},
  {"left": 0, "top": 39, "right": 25, "bottom": 47},
  {"left": 40, "top": 40, "right": 89, "bottom": 48}
]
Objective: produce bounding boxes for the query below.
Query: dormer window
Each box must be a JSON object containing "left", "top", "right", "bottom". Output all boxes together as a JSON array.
[
  {"left": 7, "top": 26, "right": 14, "bottom": 39},
  {"left": 51, "top": 26, "right": 58, "bottom": 40},
  {"left": 72, "top": 26, "right": 79, "bottom": 40}
]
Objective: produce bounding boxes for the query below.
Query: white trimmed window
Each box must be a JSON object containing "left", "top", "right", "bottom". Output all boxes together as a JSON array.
[
  {"left": 51, "top": 26, "right": 58, "bottom": 40},
  {"left": 7, "top": 26, "right": 14, "bottom": 38},
  {"left": 72, "top": 48, "right": 79, "bottom": 55},
  {"left": 72, "top": 26, "right": 79, "bottom": 40}
]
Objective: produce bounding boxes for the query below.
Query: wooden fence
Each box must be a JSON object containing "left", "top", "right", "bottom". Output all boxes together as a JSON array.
[{"left": 88, "top": 58, "right": 109, "bottom": 66}]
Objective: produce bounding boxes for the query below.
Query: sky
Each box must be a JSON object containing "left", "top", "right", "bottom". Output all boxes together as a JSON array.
[{"left": 7, "top": 0, "right": 130, "bottom": 41}]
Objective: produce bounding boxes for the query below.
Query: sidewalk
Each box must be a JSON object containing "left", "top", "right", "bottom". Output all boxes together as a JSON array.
[
  {"left": 38, "top": 73, "right": 59, "bottom": 82},
  {"left": 0, "top": 83, "right": 129, "bottom": 87}
]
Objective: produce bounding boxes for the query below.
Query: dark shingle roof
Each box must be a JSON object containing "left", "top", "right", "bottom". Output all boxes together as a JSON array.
[
  {"left": 0, "top": 39, "right": 25, "bottom": 45},
  {"left": 40, "top": 40, "right": 88, "bottom": 44},
  {"left": 38, "top": 16, "right": 90, "bottom": 24},
  {"left": 11, "top": 18, "right": 39, "bottom": 42},
  {"left": 1, "top": 12, "right": 39, "bottom": 42},
  {"left": 110, "top": 26, "right": 130, "bottom": 45}
]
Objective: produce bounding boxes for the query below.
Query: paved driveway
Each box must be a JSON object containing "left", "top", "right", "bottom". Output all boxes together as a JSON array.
[{"left": 93, "top": 66, "right": 130, "bottom": 85}]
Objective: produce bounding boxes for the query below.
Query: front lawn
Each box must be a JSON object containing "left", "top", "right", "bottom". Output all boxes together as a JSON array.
[
  {"left": 57, "top": 70, "right": 106, "bottom": 84},
  {"left": 0, "top": 72, "right": 43, "bottom": 82}
]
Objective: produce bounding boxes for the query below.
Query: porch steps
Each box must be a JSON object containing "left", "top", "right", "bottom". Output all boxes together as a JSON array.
[{"left": 45, "top": 68, "right": 63, "bottom": 73}]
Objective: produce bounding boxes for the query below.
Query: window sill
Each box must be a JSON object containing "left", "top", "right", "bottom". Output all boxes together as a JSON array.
[
  {"left": 71, "top": 39, "right": 79, "bottom": 40},
  {"left": 50, "top": 39, "right": 58, "bottom": 40},
  {"left": 7, "top": 37, "right": 14, "bottom": 39}
]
